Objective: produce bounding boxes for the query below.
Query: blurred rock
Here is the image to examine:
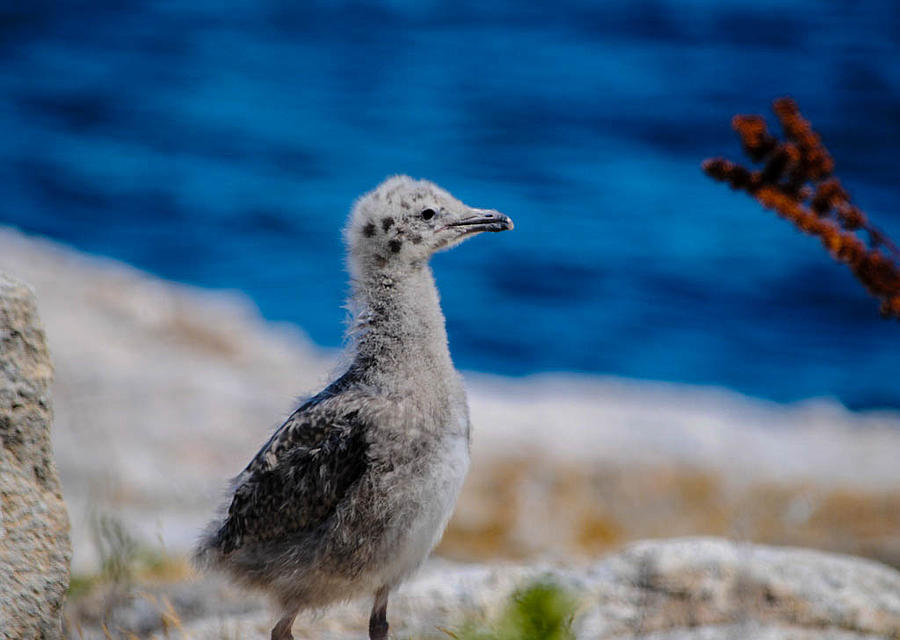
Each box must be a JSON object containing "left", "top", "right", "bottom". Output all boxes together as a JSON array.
[
  {"left": 1, "top": 226, "right": 899, "bottom": 574},
  {"left": 68, "top": 571, "right": 265, "bottom": 639},
  {"left": 68, "top": 538, "right": 900, "bottom": 639},
  {"left": 0, "top": 274, "right": 72, "bottom": 639},
  {"left": 0, "top": 227, "right": 333, "bottom": 572},
  {"left": 582, "top": 537, "right": 900, "bottom": 638}
]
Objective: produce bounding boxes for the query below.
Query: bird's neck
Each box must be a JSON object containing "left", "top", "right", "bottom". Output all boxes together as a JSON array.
[{"left": 347, "top": 265, "right": 455, "bottom": 390}]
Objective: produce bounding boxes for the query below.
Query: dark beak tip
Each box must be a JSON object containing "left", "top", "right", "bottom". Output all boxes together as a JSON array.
[
  {"left": 491, "top": 212, "right": 513, "bottom": 232},
  {"left": 448, "top": 210, "right": 514, "bottom": 233}
]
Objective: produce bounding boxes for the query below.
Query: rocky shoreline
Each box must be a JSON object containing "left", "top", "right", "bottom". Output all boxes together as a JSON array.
[
  {"left": 1, "top": 225, "right": 899, "bottom": 638},
  {"left": 65, "top": 539, "right": 900, "bottom": 639}
]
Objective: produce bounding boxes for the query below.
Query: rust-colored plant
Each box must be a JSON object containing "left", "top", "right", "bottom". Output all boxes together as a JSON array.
[{"left": 702, "top": 97, "right": 900, "bottom": 318}]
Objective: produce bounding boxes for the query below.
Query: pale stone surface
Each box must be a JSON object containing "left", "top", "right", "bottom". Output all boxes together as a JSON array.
[
  {"left": 0, "top": 274, "right": 72, "bottom": 640},
  {"left": 3, "top": 230, "right": 893, "bottom": 638},
  {"left": 69, "top": 538, "right": 900, "bottom": 639},
  {"left": 0, "top": 227, "right": 333, "bottom": 572},
  {"left": 579, "top": 538, "right": 900, "bottom": 638},
  {"left": 629, "top": 624, "right": 888, "bottom": 640},
  {"left": 1, "top": 227, "right": 898, "bottom": 574}
]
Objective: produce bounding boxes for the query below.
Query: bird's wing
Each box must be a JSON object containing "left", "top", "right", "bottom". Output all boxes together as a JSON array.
[{"left": 215, "top": 397, "right": 370, "bottom": 554}]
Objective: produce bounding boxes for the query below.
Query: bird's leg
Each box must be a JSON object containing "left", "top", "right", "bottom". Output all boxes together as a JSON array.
[
  {"left": 271, "top": 610, "right": 298, "bottom": 640},
  {"left": 368, "top": 586, "right": 390, "bottom": 640}
]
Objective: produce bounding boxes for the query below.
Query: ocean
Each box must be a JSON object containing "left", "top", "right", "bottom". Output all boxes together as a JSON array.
[{"left": 1, "top": 0, "right": 898, "bottom": 409}]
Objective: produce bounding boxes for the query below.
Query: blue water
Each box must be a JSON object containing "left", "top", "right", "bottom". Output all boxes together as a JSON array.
[{"left": 1, "top": 2, "right": 899, "bottom": 409}]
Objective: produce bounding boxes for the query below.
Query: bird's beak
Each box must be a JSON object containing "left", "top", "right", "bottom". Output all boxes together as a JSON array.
[{"left": 445, "top": 209, "right": 514, "bottom": 234}]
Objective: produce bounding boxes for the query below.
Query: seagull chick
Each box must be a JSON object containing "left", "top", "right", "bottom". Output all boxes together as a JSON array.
[{"left": 194, "top": 176, "right": 513, "bottom": 640}]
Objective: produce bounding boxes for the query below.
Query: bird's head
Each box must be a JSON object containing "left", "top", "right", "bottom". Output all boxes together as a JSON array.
[{"left": 345, "top": 175, "right": 513, "bottom": 279}]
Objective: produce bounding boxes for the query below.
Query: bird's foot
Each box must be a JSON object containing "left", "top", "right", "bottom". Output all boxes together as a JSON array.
[
  {"left": 369, "top": 585, "right": 390, "bottom": 640},
  {"left": 271, "top": 612, "right": 297, "bottom": 640},
  {"left": 369, "top": 617, "right": 388, "bottom": 640}
]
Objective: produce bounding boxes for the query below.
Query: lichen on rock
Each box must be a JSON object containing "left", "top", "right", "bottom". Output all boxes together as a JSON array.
[{"left": 0, "top": 273, "right": 72, "bottom": 640}]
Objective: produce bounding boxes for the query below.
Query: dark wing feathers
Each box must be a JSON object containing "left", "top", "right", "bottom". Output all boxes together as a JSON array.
[{"left": 215, "top": 403, "right": 368, "bottom": 554}]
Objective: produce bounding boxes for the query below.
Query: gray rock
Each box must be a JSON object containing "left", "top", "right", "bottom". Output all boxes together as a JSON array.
[
  {"left": 578, "top": 537, "right": 900, "bottom": 638},
  {"left": 628, "top": 623, "right": 888, "bottom": 640},
  {"left": 79, "top": 538, "right": 900, "bottom": 639},
  {"left": 0, "top": 274, "right": 72, "bottom": 640},
  {"left": 2, "top": 227, "right": 900, "bottom": 572}
]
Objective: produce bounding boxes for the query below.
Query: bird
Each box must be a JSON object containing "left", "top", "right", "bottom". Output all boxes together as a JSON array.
[{"left": 194, "top": 175, "right": 513, "bottom": 640}]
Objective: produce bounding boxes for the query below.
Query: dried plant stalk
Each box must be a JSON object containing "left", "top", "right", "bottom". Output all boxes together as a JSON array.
[{"left": 702, "top": 98, "right": 900, "bottom": 318}]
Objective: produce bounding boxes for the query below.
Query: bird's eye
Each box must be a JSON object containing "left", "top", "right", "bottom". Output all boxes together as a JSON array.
[{"left": 421, "top": 208, "right": 436, "bottom": 221}]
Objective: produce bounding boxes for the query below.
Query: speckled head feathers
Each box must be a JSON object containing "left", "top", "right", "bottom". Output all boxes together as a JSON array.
[{"left": 345, "top": 176, "right": 512, "bottom": 279}]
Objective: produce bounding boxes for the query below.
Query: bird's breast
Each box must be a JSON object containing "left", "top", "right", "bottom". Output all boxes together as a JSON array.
[{"left": 376, "top": 428, "right": 469, "bottom": 586}]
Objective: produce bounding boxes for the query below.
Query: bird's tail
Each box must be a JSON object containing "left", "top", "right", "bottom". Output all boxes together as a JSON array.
[
  {"left": 194, "top": 475, "right": 245, "bottom": 570},
  {"left": 192, "top": 519, "right": 226, "bottom": 571}
]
